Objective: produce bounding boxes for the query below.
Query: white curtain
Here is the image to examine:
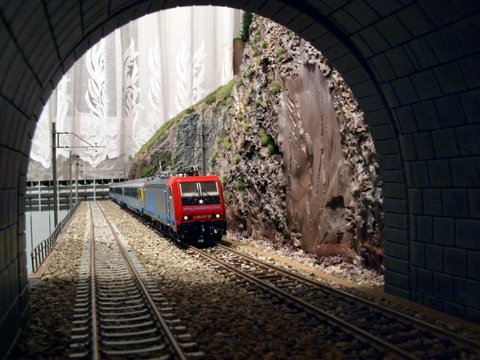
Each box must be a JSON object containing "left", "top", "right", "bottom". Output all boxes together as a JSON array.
[{"left": 28, "top": 6, "right": 241, "bottom": 180}]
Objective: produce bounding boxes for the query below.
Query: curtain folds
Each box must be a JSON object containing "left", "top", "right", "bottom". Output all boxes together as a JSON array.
[{"left": 28, "top": 6, "right": 241, "bottom": 180}]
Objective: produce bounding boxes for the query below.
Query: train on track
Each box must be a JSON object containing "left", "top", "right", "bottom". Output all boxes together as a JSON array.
[{"left": 109, "top": 167, "right": 227, "bottom": 244}]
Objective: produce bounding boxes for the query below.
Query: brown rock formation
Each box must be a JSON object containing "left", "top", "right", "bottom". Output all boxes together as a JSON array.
[
  {"left": 279, "top": 64, "right": 354, "bottom": 258},
  {"left": 216, "top": 16, "right": 383, "bottom": 269}
]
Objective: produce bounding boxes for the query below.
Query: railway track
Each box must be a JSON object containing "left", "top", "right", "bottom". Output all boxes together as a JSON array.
[
  {"left": 188, "top": 244, "right": 480, "bottom": 359},
  {"left": 69, "top": 201, "right": 202, "bottom": 359}
]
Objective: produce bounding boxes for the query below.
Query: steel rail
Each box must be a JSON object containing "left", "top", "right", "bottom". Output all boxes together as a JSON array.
[
  {"left": 189, "top": 246, "right": 416, "bottom": 360},
  {"left": 88, "top": 202, "right": 100, "bottom": 360},
  {"left": 217, "top": 244, "right": 480, "bottom": 350},
  {"left": 96, "top": 201, "right": 188, "bottom": 360}
]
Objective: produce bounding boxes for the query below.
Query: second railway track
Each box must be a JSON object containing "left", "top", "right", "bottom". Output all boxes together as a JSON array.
[
  {"left": 188, "top": 244, "right": 480, "bottom": 359},
  {"left": 69, "top": 201, "right": 202, "bottom": 359}
]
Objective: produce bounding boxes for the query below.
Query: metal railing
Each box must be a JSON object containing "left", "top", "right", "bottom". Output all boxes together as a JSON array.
[{"left": 30, "top": 202, "right": 81, "bottom": 273}]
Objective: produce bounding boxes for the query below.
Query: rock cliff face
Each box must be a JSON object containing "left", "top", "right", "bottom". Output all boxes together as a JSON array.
[
  {"left": 129, "top": 89, "right": 230, "bottom": 179},
  {"left": 131, "top": 16, "right": 383, "bottom": 270}
]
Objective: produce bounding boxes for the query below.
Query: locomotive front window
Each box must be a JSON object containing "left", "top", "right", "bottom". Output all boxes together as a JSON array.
[
  {"left": 180, "top": 182, "right": 199, "bottom": 197},
  {"left": 200, "top": 182, "right": 218, "bottom": 196},
  {"left": 180, "top": 181, "right": 220, "bottom": 205}
]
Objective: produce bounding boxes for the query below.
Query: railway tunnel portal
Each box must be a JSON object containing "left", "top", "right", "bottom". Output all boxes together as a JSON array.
[{"left": 0, "top": 1, "right": 479, "bottom": 356}]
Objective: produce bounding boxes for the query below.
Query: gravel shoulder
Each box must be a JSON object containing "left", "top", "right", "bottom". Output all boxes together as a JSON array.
[
  {"left": 102, "top": 201, "right": 352, "bottom": 359},
  {"left": 12, "top": 202, "right": 89, "bottom": 359}
]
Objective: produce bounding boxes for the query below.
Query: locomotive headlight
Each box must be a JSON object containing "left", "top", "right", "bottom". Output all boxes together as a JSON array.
[
  {"left": 199, "top": 199, "right": 204, "bottom": 204},
  {"left": 215, "top": 214, "right": 221, "bottom": 218},
  {"left": 183, "top": 215, "right": 189, "bottom": 220}
]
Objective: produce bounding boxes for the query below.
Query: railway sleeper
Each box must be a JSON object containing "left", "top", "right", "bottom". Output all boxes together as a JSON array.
[
  {"left": 98, "top": 280, "right": 136, "bottom": 286},
  {"left": 102, "top": 344, "right": 167, "bottom": 356},
  {"left": 152, "top": 298, "right": 171, "bottom": 305},
  {"left": 98, "top": 292, "right": 141, "bottom": 299},
  {"left": 161, "top": 313, "right": 178, "bottom": 319},
  {"left": 96, "top": 276, "right": 134, "bottom": 282},
  {"left": 184, "top": 351, "right": 206, "bottom": 358},
  {"left": 99, "top": 308, "right": 148, "bottom": 317},
  {"left": 74, "top": 289, "right": 90, "bottom": 296},
  {"left": 69, "top": 350, "right": 89, "bottom": 359},
  {"left": 72, "top": 317, "right": 89, "bottom": 325},
  {"left": 171, "top": 325, "right": 187, "bottom": 332},
  {"left": 179, "top": 341, "right": 199, "bottom": 350},
  {"left": 102, "top": 328, "right": 158, "bottom": 338},
  {"left": 72, "top": 310, "right": 89, "bottom": 318},
  {"left": 102, "top": 336, "right": 163, "bottom": 347},
  {"left": 175, "top": 333, "right": 193, "bottom": 341},
  {"left": 100, "top": 303, "right": 144, "bottom": 311},
  {"left": 96, "top": 275, "right": 132, "bottom": 281},
  {"left": 71, "top": 325, "right": 89, "bottom": 333},
  {"left": 100, "top": 320, "right": 155, "bottom": 330},
  {"left": 97, "top": 296, "right": 143, "bottom": 303},
  {"left": 69, "top": 341, "right": 89, "bottom": 351},
  {"left": 73, "top": 301, "right": 89, "bottom": 308},
  {"left": 97, "top": 285, "right": 138, "bottom": 293},
  {"left": 100, "top": 314, "right": 152, "bottom": 322},
  {"left": 70, "top": 333, "right": 89, "bottom": 341}
]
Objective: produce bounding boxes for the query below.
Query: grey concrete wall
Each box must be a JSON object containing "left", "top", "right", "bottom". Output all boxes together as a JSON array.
[{"left": 0, "top": 0, "right": 479, "bottom": 357}]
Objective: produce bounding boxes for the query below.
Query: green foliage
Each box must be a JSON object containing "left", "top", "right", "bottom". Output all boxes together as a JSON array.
[
  {"left": 259, "top": 128, "right": 278, "bottom": 155},
  {"left": 271, "top": 80, "right": 282, "bottom": 95},
  {"left": 240, "top": 12, "right": 254, "bottom": 42},
  {"left": 245, "top": 85, "right": 254, "bottom": 102},
  {"left": 234, "top": 77, "right": 243, "bottom": 87},
  {"left": 194, "top": 80, "right": 234, "bottom": 109},
  {"left": 261, "top": 40, "right": 268, "bottom": 49},
  {"left": 267, "top": 143, "right": 276, "bottom": 156},
  {"left": 223, "top": 136, "right": 232, "bottom": 151},
  {"left": 235, "top": 179, "right": 245, "bottom": 191},
  {"left": 234, "top": 154, "right": 241, "bottom": 165},
  {"left": 275, "top": 47, "right": 285, "bottom": 61},
  {"left": 215, "top": 80, "right": 234, "bottom": 102},
  {"left": 221, "top": 176, "right": 228, "bottom": 187},
  {"left": 140, "top": 163, "right": 156, "bottom": 178},
  {"left": 210, "top": 151, "right": 218, "bottom": 167},
  {"left": 205, "top": 93, "right": 216, "bottom": 105},
  {"left": 237, "top": 111, "right": 247, "bottom": 123},
  {"left": 242, "top": 66, "right": 254, "bottom": 78},
  {"left": 186, "top": 107, "right": 195, "bottom": 114},
  {"left": 259, "top": 128, "right": 270, "bottom": 146},
  {"left": 224, "top": 97, "right": 233, "bottom": 109},
  {"left": 160, "top": 151, "right": 173, "bottom": 169},
  {"left": 251, "top": 30, "right": 261, "bottom": 44}
]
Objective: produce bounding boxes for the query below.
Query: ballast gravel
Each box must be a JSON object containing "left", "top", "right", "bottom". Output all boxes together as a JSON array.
[
  {"left": 12, "top": 201, "right": 480, "bottom": 358},
  {"left": 101, "top": 201, "right": 351, "bottom": 358}
]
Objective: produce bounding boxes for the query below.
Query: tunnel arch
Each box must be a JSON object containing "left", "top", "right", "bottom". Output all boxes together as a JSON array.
[{"left": 1, "top": 1, "right": 479, "bottom": 356}]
